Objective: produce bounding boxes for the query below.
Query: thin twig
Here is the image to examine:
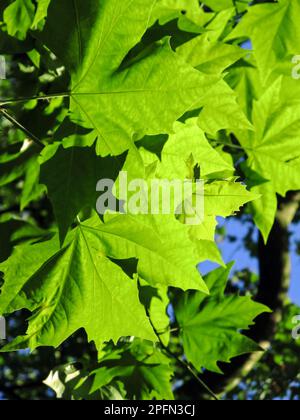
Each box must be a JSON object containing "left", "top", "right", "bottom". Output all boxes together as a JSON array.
[
  {"left": 143, "top": 293, "right": 219, "bottom": 401},
  {"left": 211, "top": 140, "right": 248, "bottom": 151},
  {"left": 0, "top": 108, "right": 45, "bottom": 149},
  {"left": 0, "top": 92, "right": 70, "bottom": 106}
]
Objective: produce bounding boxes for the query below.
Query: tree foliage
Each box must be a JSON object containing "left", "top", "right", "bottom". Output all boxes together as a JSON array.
[{"left": 0, "top": 0, "right": 299, "bottom": 400}]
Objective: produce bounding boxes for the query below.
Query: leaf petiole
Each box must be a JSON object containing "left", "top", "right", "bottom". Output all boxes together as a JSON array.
[{"left": 0, "top": 107, "right": 45, "bottom": 149}]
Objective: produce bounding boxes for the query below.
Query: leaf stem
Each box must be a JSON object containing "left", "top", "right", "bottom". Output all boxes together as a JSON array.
[
  {"left": 0, "top": 92, "right": 70, "bottom": 106},
  {"left": 159, "top": 329, "right": 219, "bottom": 400},
  {"left": 211, "top": 140, "right": 250, "bottom": 151},
  {"left": 0, "top": 108, "right": 45, "bottom": 149},
  {"left": 143, "top": 294, "right": 219, "bottom": 401}
]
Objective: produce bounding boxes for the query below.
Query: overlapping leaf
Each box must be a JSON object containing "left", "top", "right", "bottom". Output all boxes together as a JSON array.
[
  {"left": 227, "top": 0, "right": 300, "bottom": 83},
  {"left": 0, "top": 223, "right": 156, "bottom": 350},
  {"left": 237, "top": 77, "right": 300, "bottom": 240},
  {"left": 177, "top": 35, "right": 252, "bottom": 134},
  {"left": 0, "top": 213, "right": 209, "bottom": 350},
  {"left": 0, "top": 0, "right": 281, "bottom": 394},
  {"left": 45, "top": 340, "right": 174, "bottom": 400},
  {"left": 90, "top": 341, "right": 174, "bottom": 400},
  {"left": 36, "top": 0, "right": 218, "bottom": 156},
  {"left": 173, "top": 264, "right": 271, "bottom": 373},
  {"left": 39, "top": 143, "right": 124, "bottom": 243}
]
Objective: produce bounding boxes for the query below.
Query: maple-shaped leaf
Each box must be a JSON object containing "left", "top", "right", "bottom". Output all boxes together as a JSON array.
[
  {"left": 0, "top": 213, "right": 208, "bottom": 350},
  {"left": 44, "top": 362, "right": 126, "bottom": 400},
  {"left": 237, "top": 77, "right": 300, "bottom": 241},
  {"left": 82, "top": 215, "right": 208, "bottom": 292},
  {"left": 203, "top": 180, "right": 259, "bottom": 217},
  {"left": 0, "top": 235, "right": 60, "bottom": 315},
  {"left": 227, "top": 0, "right": 300, "bottom": 83},
  {"left": 36, "top": 0, "right": 217, "bottom": 156},
  {"left": 118, "top": 132, "right": 257, "bottom": 265},
  {"left": 89, "top": 340, "right": 174, "bottom": 400},
  {"left": 173, "top": 264, "right": 271, "bottom": 373},
  {"left": 45, "top": 340, "right": 174, "bottom": 400},
  {"left": 0, "top": 226, "right": 156, "bottom": 351},
  {"left": 248, "top": 181, "right": 278, "bottom": 244},
  {"left": 177, "top": 37, "right": 252, "bottom": 135}
]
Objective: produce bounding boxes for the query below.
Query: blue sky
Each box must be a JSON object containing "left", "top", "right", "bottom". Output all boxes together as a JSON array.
[{"left": 200, "top": 218, "right": 300, "bottom": 305}]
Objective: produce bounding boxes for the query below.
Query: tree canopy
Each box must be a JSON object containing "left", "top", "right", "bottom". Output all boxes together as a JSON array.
[{"left": 0, "top": 0, "right": 299, "bottom": 401}]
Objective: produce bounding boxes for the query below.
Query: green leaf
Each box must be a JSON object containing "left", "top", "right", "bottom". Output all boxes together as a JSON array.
[
  {"left": 250, "top": 181, "right": 277, "bottom": 243},
  {"left": 0, "top": 0, "right": 288, "bottom": 394},
  {"left": 227, "top": 0, "right": 300, "bottom": 83},
  {"left": 237, "top": 77, "right": 300, "bottom": 240},
  {"left": 156, "top": 119, "right": 234, "bottom": 179},
  {"left": 198, "top": 79, "right": 253, "bottom": 135},
  {"left": 177, "top": 34, "right": 247, "bottom": 76},
  {"left": 39, "top": 144, "right": 124, "bottom": 243},
  {"left": 177, "top": 37, "right": 252, "bottom": 134},
  {"left": 225, "top": 58, "right": 263, "bottom": 119},
  {"left": 151, "top": 0, "right": 200, "bottom": 25},
  {"left": 139, "top": 280, "right": 170, "bottom": 346},
  {"left": 0, "top": 213, "right": 209, "bottom": 350},
  {"left": 45, "top": 340, "right": 174, "bottom": 400},
  {"left": 81, "top": 215, "right": 208, "bottom": 292},
  {"left": 203, "top": 7, "right": 235, "bottom": 42},
  {"left": 3, "top": 0, "right": 35, "bottom": 40},
  {"left": 0, "top": 234, "right": 59, "bottom": 315},
  {"left": 0, "top": 225, "right": 156, "bottom": 351},
  {"left": 204, "top": 0, "right": 248, "bottom": 13},
  {"left": 90, "top": 340, "right": 174, "bottom": 400},
  {"left": 203, "top": 179, "right": 259, "bottom": 218},
  {"left": 187, "top": 180, "right": 258, "bottom": 263},
  {"left": 37, "top": 0, "right": 217, "bottom": 156},
  {"left": 21, "top": 158, "right": 46, "bottom": 210},
  {"left": 0, "top": 217, "right": 47, "bottom": 263},
  {"left": 173, "top": 264, "right": 271, "bottom": 373},
  {"left": 0, "top": 144, "right": 38, "bottom": 188},
  {"left": 31, "top": 0, "right": 51, "bottom": 30}
]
